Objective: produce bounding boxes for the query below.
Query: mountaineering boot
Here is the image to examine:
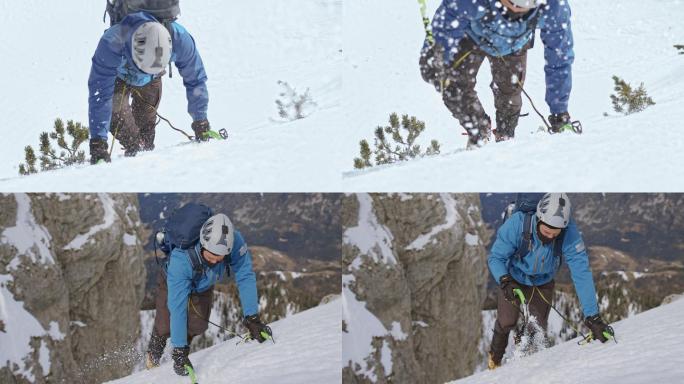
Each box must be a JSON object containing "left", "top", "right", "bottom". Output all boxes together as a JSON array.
[
  {"left": 146, "top": 332, "right": 166, "bottom": 369},
  {"left": 172, "top": 346, "right": 193, "bottom": 376},
  {"left": 89, "top": 138, "right": 111, "bottom": 164},
  {"left": 488, "top": 328, "right": 508, "bottom": 369},
  {"left": 487, "top": 352, "right": 501, "bottom": 370},
  {"left": 494, "top": 127, "right": 513, "bottom": 142},
  {"left": 465, "top": 119, "right": 492, "bottom": 150}
]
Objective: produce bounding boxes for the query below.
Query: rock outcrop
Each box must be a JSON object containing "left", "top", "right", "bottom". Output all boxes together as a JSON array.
[
  {"left": 343, "top": 193, "right": 490, "bottom": 384},
  {"left": 0, "top": 193, "right": 146, "bottom": 383}
]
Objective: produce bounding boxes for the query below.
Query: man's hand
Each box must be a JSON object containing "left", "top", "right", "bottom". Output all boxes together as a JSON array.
[
  {"left": 171, "top": 346, "right": 193, "bottom": 376},
  {"left": 89, "top": 138, "right": 111, "bottom": 164},
  {"left": 584, "top": 314, "right": 614, "bottom": 343},
  {"left": 419, "top": 43, "right": 447, "bottom": 92},
  {"left": 548, "top": 112, "right": 572, "bottom": 133},
  {"left": 500, "top": 274, "right": 524, "bottom": 304},
  {"left": 191, "top": 119, "right": 212, "bottom": 142},
  {"left": 243, "top": 314, "right": 272, "bottom": 343}
]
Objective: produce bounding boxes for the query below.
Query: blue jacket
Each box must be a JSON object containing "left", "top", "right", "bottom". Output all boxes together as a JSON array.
[
  {"left": 488, "top": 212, "right": 599, "bottom": 317},
  {"left": 430, "top": 0, "right": 574, "bottom": 113},
  {"left": 88, "top": 12, "right": 209, "bottom": 140},
  {"left": 166, "top": 230, "right": 258, "bottom": 348}
]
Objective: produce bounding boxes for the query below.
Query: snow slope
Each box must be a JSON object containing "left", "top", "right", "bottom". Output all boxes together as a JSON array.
[
  {"left": 342, "top": 0, "right": 684, "bottom": 191},
  {"left": 452, "top": 295, "right": 684, "bottom": 384},
  {"left": 107, "top": 298, "right": 341, "bottom": 384},
  {"left": 0, "top": 0, "right": 341, "bottom": 192}
]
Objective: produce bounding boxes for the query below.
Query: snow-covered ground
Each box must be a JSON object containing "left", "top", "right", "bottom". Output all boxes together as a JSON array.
[
  {"left": 342, "top": 0, "right": 684, "bottom": 191},
  {"left": 455, "top": 295, "right": 684, "bottom": 384},
  {"left": 0, "top": 0, "right": 341, "bottom": 192},
  {"left": 108, "top": 298, "right": 341, "bottom": 384}
]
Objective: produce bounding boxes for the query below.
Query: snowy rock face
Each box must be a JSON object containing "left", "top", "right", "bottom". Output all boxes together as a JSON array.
[
  {"left": 0, "top": 194, "right": 146, "bottom": 383},
  {"left": 342, "top": 194, "right": 490, "bottom": 383}
]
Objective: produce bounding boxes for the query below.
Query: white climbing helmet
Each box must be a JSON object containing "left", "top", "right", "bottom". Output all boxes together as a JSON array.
[
  {"left": 131, "top": 21, "right": 172, "bottom": 75},
  {"left": 200, "top": 214, "right": 235, "bottom": 256},
  {"left": 508, "top": 0, "right": 541, "bottom": 9},
  {"left": 536, "top": 193, "right": 572, "bottom": 229}
]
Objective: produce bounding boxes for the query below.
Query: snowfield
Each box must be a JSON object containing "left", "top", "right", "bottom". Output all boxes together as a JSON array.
[
  {"left": 342, "top": 0, "right": 684, "bottom": 191},
  {"left": 452, "top": 295, "right": 684, "bottom": 384},
  {"left": 107, "top": 298, "right": 341, "bottom": 384},
  {"left": 0, "top": 0, "right": 342, "bottom": 192}
]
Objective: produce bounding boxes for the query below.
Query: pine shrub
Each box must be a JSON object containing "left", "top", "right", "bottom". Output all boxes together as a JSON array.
[
  {"left": 275, "top": 80, "right": 317, "bottom": 121},
  {"left": 609, "top": 75, "right": 655, "bottom": 115},
  {"left": 19, "top": 118, "right": 89, "bottom": 175},
  {"left": 354, "top": 113, "right": 440, "bottom": 169}
]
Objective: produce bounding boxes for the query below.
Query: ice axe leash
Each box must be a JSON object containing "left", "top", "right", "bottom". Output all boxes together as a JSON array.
[
  {"left": 188, "top": 297, "right": 245, "bottom": 341},
  {"left": 129, "top": 87, "right": 228, "bottom": 141},
  {"left": 491, "top": 46, "right": 582, "bottom": 135},
  {"left": 532, "top": 285, "right": 616, "bottom": 345},
  {"left": 188, "top": 298, "right": 275, "bottom": 345}
]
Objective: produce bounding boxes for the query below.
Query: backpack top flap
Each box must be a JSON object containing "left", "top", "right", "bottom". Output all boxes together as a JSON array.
[
  {"left": 165, "top": 203, "right": 213, "bottom": 250},
  {"left": 106, "top": 0, "right": 180, "bottom": 25},
  {"left": 126, "top": 0, "right": 180, "bottom": 20}
]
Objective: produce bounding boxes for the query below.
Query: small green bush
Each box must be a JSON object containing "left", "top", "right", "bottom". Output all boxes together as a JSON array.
[
  {"left": 354, "top": 113, "right": 440, "bottom": 169},
  {"left": 19, "top": 118, "right": 89, "bottom": 175},
  {"left": 609, "top": 75, "right": 655, "bottom": 115}
]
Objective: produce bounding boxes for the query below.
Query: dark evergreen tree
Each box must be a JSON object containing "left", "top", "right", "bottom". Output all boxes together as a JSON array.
[
  {"left": 354, "top": 113, "right": 440, "bottom": 169},
  {"left": 610, "top": 75, "right": 655, "bottom": 115},
  {"left": 18, "top": 118, "right": 89, "bottom": 175}
]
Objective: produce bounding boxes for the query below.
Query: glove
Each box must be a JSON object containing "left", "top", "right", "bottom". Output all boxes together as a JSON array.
[
  {"left": 171, "top": 346, "right": 193, "bottom": 376},
  {"left": 89, "top": 138, "right": 111, "bottom": 164},
  {"left": 548, "top": 112, "right": 572, "bottom": 133},
  {"left": 584, "top": 314, "right": 614, "bottom": 343},
  {"left": 499, "top": 274, "right": 524, "bottom": 304},
  {"left": 191, "top": 119, "right": 211, "bottom": 142},
  {"left": 243, "top": 314, "right": 272, "bottom": 343},
  {"left": 419, "top": 43, "right": 447, "bottom": 92}
]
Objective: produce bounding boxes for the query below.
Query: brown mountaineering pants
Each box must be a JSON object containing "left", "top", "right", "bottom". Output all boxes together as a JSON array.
[
  {"left": 110, "top": 77, "right": 162, "bottom": 155},
  {"left": 489, "top": 279, "right": 554, "bottom": 364},
  {"left": 441, "top": 38, "right": 528, "bottom": 140},
  {"left": 151, "top": 271, "right": 214, "bottom": 345}
]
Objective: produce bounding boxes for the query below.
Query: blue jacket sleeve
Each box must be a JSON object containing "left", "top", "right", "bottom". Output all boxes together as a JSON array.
[
  {"left": 230, "top": 231, "right": 259, "bottom": 317},
  {"left": 539, "top": 0, "right": 575, "bottom": 114},
  {"left": 488, "top": 213, "right": 523, "bottom": 284},
  {"left": 171, "top": 23, "right": 209, "bottom": 122},
  {"left": 562, "top": 221, "right": 599, "bottom": 317},
  {"left": 88, "top": 27, "right": 125, "bottom": 140},
  {"left": 430, "top": 0, "right": 481, "bottom": 63},
  {"left": 167, "top": 249, "right": 194, "bottom": 348}
]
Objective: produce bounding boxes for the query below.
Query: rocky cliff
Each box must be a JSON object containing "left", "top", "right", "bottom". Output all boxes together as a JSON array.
[
  {"left": 0, "top": 194, "right": 146, "bottom": 384},
  {"left": 342, "top": 193, "right": 490, "bottom": 384}
]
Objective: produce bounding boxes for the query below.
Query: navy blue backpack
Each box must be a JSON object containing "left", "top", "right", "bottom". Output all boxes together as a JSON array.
[
  {"left": 155, "top": 202, "right": 212, "bottom": 280},
  {"left": 502, "top": 193, "right": 566, "bottom": 263}
]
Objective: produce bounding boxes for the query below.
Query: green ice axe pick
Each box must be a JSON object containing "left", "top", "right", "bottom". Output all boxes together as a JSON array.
[
  {"left": 513, "top": 288, "right": 526, "bottom": 305},
  {"left": 185, "top": 365, "right": 198, "bottom": 384}
]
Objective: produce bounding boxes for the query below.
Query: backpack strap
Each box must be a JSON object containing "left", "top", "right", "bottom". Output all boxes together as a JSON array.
[
  {"left": 516, "top": 212, "right": 534, "bottom": 260},
  {"left": 186, "top": 245, "right": 204, "bottom": 288},
  {"left": 553, "top": 229, "right": 566, "bottom": 269}
]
